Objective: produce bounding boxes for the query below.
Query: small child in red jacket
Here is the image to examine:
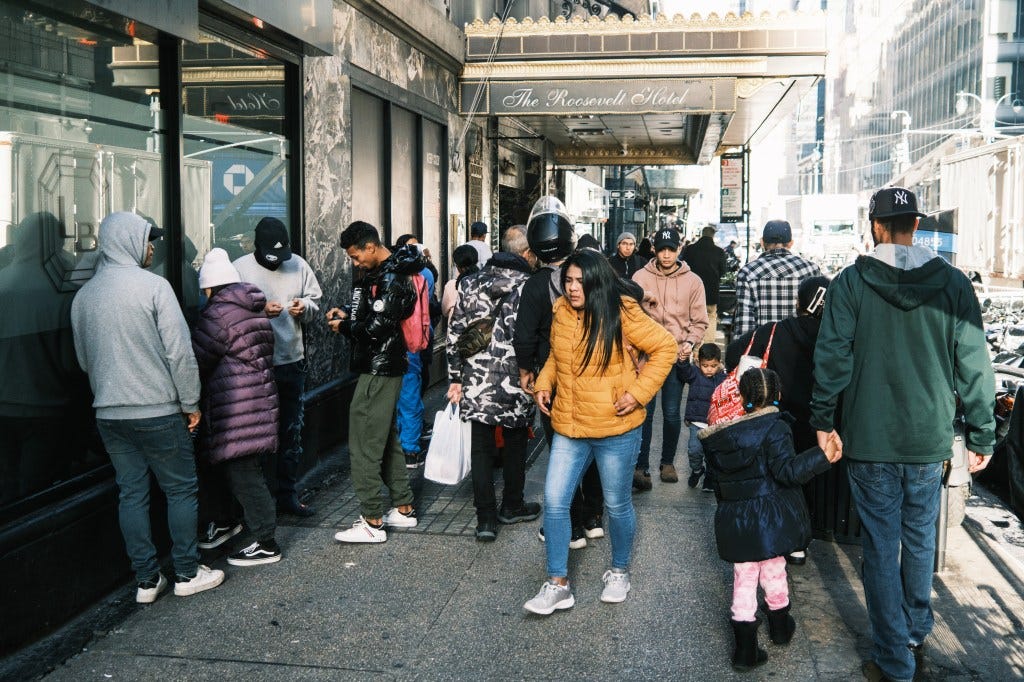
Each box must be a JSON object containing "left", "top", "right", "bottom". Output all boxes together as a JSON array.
[{"left": 192, "top": 248, "right": 282, "bottom": 566}]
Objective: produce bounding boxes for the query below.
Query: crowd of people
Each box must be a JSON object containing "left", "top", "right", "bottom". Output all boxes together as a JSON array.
[{"left": 66, "top": 184, "right": 996, "bottom": 682}]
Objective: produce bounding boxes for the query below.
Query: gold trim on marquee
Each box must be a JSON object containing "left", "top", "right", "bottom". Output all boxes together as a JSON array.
[
  {"left": 461, "top": 57, "right": 768, "bottom": 80},
  {"left": 465, "top": 11, "right": 826, "bottom": 36},
  {"left": 555, "top": 146, "right": 694, "bottom": 165}
]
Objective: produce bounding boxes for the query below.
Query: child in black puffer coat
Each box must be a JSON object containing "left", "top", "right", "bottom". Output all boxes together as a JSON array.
[{"left": 699, "top": 368, "right": 841, "bottom": 672}]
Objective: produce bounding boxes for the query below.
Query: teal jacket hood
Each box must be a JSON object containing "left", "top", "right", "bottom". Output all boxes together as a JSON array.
[
  {"left": 99, "top": 212, "right": 152, "bottom": 268},
  {"left": 854, "top": 251, "right": 951, "bottom": 312}
]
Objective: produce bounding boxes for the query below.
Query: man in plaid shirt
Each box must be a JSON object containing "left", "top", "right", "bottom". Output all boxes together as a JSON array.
[{"left": 732, "top": 220, "right": 822, "bottom": 338}]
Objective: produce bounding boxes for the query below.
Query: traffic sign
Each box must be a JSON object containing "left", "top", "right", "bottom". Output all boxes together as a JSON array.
[{"left": 609, "top": 190, "right": 636, "bottom": 199}]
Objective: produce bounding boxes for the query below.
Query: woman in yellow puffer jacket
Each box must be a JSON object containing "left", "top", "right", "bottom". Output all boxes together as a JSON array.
[{"left": 524, "top": 249, "right": 676, "bottom": 615}]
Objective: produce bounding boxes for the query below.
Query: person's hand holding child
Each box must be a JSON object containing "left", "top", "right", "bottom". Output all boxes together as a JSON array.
[{"left": 823, "top": 431, "right": 843, "bottom": 464}]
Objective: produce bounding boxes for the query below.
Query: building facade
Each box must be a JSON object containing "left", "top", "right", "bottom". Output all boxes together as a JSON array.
[{"left": 1, "top": 0, "right": 828, "bottom": 661}]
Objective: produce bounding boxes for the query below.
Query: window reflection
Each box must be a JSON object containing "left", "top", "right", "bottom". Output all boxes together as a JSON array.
[
  {"left": 0, "top": 9, "right": 163, "bottom": 508},
  {"left": 181, "top": 32, "right": 290, "bottom": 287}
]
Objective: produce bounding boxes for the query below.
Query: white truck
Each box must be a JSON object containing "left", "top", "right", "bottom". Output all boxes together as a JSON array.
[{"left": 785, "top": 194, "right": 861, "bottom": 274}]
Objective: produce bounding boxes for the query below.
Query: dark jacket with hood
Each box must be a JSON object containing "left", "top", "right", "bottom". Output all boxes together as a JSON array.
[
  {"left": 338, "top": 245, "right": 420, "bottom": 377},
  {"left": 191, "top": 282, "right": 278, "bottom": 464},
  {"left": 810, "top": 245, "right": 995, "bottom": 462},
  {"left": 0, "top": 212, "right": 87, "bottom": 418},
  {"left": 727, "top": 315, "right": 821, "bottom": 451},
  {"left": 447, "top": 252, "right": 534, "bottom": 427},
  {"left": 699, "top": 408, "right": 831, "bottom": 563}
]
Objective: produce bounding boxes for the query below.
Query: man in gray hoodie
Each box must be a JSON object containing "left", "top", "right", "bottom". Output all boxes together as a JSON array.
[{"left": 71, "top": 212, "right": 224, "bottom": 604}]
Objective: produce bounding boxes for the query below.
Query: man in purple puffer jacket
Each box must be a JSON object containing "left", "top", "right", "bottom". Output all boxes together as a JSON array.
[{"left": 192, "top": 248, "right": 282, "bottom": 567}]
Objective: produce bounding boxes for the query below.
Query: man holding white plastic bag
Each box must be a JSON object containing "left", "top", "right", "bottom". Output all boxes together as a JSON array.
[{"left": 444, "top": 226, "right": 541, "bottom": 543}]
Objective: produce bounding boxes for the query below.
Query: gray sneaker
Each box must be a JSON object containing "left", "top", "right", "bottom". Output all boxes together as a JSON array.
[
  {"left": 600, "top": 569, "right": 631, "bottom": 603},
  {"left": 523, "top": 580, "right": 575, "bottom": 615}
]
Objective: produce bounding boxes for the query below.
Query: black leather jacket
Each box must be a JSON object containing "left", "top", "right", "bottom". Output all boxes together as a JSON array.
[{"left": 341, "top": 246, "right": 421, "bottom": 377}]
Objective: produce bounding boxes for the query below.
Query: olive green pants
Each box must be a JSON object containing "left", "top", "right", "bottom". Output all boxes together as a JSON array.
[{"left": 349, "top": 373, "right": 413, "bottom": 519}]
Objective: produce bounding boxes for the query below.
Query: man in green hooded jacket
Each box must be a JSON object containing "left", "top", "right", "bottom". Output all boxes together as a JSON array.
[{"left": 810, "top": 186, "right": 995, "bottom": 682}]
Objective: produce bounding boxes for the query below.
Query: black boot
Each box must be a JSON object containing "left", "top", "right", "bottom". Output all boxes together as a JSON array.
[
  {"left": 767, "top": 604, "right": 796, "bottom": 645},
  {"left": 731, "top": 619, "right": 768, "bottom": 672}
]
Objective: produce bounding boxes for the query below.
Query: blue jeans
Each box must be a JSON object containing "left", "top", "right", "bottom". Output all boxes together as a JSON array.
[
  {"left": 543, "top": 427, "right": 641, "bottom": 578},
  {"left": 97, "top": 414, "right": 199, "bottom": 582},
  {"left": 847, "top": 461, "right": 943, "bottom": 682},
  {"left": 638, "top": 361, "right": 685, "bottom": 471},
  {"left": 685, "top": 422, "right": 705, "bottom": 473},
  {"left": 274, "top": 360, "right": 306, "bottom": 498},
  {"left": 396, "top": 351, "right": 424, "bottom": 454}
]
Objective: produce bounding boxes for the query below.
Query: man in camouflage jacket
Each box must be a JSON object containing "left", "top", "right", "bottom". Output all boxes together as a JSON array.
[{"left": 446, "top": 226, "right": 541, "bottom": 541}]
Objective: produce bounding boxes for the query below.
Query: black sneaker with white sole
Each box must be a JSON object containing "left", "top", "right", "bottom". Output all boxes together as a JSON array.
[
  {"left": 498, "top": 501, "right": 541, "bottom": 524},
  {"left": 537, "top": 526, "right": 587, "bottom": 550},
  {"left": 227, "top": 540, "right": 282, "bottom": 566},
  {"left": 197, "top": 521, "right": 243, "bottom": 549}
]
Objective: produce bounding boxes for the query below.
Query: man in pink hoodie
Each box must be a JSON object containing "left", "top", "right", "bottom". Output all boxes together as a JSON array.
[{"left": 631, "top": 228, "right": 709, "bottom": 489}]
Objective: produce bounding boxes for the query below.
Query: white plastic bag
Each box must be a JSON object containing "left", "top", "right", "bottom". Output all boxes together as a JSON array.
[{"left": 424, "top": 403, "right": 472, "bottom": 485}]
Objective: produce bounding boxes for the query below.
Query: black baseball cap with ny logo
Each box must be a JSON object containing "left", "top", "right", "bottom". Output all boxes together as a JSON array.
[{"left": 868, "top": 186, "right": 927, "bottom": 221}]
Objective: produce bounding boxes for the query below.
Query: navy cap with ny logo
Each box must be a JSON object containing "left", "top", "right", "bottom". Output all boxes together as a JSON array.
[{"left": 868, "top": 186, "right": 926, "bottom": 221}]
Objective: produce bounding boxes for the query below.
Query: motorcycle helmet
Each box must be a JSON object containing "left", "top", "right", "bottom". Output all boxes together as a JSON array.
[{"left": 527, "top": 196, "right": 575, "bottom": 263}]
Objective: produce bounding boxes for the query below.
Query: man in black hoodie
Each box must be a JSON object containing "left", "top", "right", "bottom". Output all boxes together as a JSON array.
[{"left": 327, "top": 221, "right": 420, "bottom": 543}]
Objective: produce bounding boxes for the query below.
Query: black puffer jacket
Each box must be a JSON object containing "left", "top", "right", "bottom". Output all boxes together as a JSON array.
[
  {"left": 341, "top": 246, "right": 420, "bottom": 377},
  {"left": 699, "top": 408, "right": 831, "bottom": 563}
]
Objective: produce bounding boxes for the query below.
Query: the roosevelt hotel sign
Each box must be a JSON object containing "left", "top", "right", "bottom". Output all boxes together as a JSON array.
[{"left": 460, "top": 78, "right": 736, "bottom": 115}]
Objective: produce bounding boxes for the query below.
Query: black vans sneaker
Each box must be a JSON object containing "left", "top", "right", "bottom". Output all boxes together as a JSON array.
[
  {"left": 197, "top": 521, "right": 242, "bottom": 549},
  {"left": 227, "top": 540, "right": 282, "bottom": 566}
]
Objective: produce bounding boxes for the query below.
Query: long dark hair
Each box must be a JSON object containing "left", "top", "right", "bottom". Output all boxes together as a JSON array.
[{"left": 560, "top": 248, "right": 624, "bottom": 374}]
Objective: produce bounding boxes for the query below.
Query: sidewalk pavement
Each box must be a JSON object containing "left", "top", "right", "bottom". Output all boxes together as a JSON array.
[{"left": 40, "top": 385, "right": 1024, "bottom": 681}]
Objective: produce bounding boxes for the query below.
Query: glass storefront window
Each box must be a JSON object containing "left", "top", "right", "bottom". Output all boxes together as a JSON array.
[
  {"left": 421, "top": 118, "right": 444, "bottom": 276},
  {"left": 181, "top": 32, "right": 291, "bottom": 311},
  {"left": 391, "top": 105, "right": 418, "bottom": 241},
  {"left": 351, "top": 88, "right": 446, "bottom": 251},
  {"left": 351, "top": 88, "right": 386, "bottom": 231},
  {"left": 0, "top": 8, "right": 166, "bottom": 511}
]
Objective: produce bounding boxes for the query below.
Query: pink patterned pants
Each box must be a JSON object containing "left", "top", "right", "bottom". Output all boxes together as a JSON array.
[{"left": 731, "top": 556, "right": 789, "bottom": 621}]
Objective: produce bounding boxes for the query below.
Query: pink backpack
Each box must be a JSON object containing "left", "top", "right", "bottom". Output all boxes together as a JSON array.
[
  {"left": 401, "top": 273, "right": 432, "bottom": 353},
  {"left": 708, "top": 323, "right": 776, "bottom": 425}
]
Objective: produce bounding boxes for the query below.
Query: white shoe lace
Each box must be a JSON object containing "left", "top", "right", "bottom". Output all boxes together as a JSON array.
[{"left": 603, "top": 570, "right": 628, "bottom": 586}]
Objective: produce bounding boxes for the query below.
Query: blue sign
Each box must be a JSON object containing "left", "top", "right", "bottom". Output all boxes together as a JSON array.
[
  {"left": 211, "top": 153, "right": 287, "bottom": 221},
  {"left": 913, "top": 230, "right": 957, "bottom": 253}
]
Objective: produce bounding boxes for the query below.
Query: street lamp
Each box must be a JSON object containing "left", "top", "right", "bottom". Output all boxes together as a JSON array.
[
  {"left": 956, "top": 91, "right": 1024, "bottom": 125},
  {"left": 954, "top": 91, "right": 982, "bottom": 116},
  {"left": 890, "top": 110, "right": 911, "bottom": 177}
]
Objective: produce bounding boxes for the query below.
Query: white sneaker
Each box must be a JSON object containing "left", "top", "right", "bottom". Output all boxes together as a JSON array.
[
  {"left": 600, "top": 569, "right": 631, "bottom": 603},
  {"left": 382, "top": 507, "right": 418, "bottom": 528},
  {"left": 523, "top": 580, "right": 575, "bottom": 615},
  {"left": 334, "top": 516, "right": 388, "bottom": 543},
  {"left": 173, "top": 565, "right": 225, "bottom": 596},
  {"left": 136, "top": 573, "right": 167, "bottom": 604}
]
